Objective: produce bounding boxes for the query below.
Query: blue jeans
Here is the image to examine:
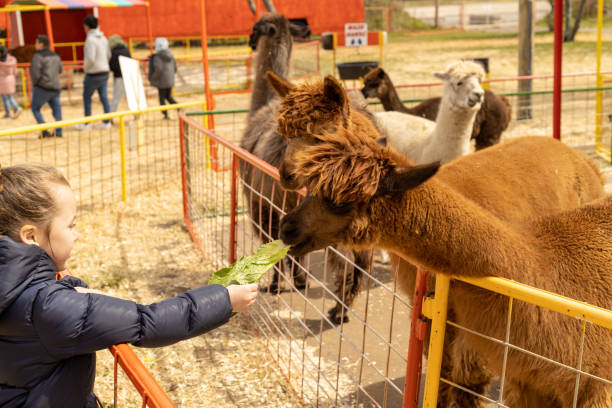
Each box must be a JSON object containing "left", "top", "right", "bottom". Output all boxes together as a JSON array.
[
  {"left": 31, "top": 86, "right": 63, "bottom": 136},
  {"left": 83, "top": 73, "right": 110, "bottom": 124},
  {"left": 1, "top": 94, "right": 19, "bottom": 116}
]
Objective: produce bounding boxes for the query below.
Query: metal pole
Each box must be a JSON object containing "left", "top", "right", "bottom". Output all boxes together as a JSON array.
[
  {"left": 403, "top": 267, "right": 428, "bottom": 408},
  {"left": 229, "top": 154, "right": 238, "bottom": 264},
  {"left": 553, "top": 0, "right": 563, "bottom": 140},
  {"left": 15, "top": 10, "right": 23, "bottom": 46},
  {"left": 44, "top": 7, "right": 55, "bottom": 51},
  {"left": 594, "top": 0, "right": 604, "bottom": 147},
  {"left": 145, "top": 2, "right": 153, "bottom": 54},
  {"left": 119, "top": 116, "right": 127, "bottom": 202},
  {"left": 421, "top": 274, "right": 451, "bottom": 408}
]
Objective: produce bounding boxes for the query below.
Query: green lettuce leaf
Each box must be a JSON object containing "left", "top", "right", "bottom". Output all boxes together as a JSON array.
[{"left": 208, "top": 240, "right": 290, "bottom": 287}]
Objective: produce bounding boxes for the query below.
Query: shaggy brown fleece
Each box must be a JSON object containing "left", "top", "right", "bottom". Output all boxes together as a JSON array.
[{"left": 283, "top": 134, "right": 609, "bottom": 407}]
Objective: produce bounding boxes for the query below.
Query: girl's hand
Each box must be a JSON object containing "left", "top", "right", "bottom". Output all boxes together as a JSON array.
[
  {"left": 227, "top": 284, "right": 258, "bottom": 313},
  {"left": 75, "top": 287, "right": 104, "bottom": 295}
]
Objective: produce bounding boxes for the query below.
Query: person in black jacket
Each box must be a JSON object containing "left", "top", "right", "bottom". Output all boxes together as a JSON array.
[
  {"left": 0, "top": 163, "right": 258, "bottom": 408},
  {"left": 108, "top": 34, "right": 130, "bottom": 113},
  {"left": 148, "top": 37, "right": 177, "bottom": 119},
  {"left": 30, "top": 35, "right": 63, "bottom": 138}
]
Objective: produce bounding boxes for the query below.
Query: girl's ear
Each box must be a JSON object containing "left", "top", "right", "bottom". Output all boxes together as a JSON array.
[{"left": 19, "top": 224, "right": 39, "bottom": 246}]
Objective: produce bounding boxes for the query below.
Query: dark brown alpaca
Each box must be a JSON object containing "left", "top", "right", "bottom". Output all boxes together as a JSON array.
[
  {"left": 240, "top": 12, "right": 371, "bottom": 324},
  {"left": 279, "top": 129, "right": 610, "bottom": 407},
  {"left": 361, "top": 67, "right": 512, "bottom": 150}
]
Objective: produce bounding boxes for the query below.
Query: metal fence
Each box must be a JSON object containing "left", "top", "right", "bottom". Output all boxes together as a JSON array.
[
  {"left": 0, "top": 101, "right": 204, "bottom": 212},
  {"left": 363, "top": 70, "right": 612, "bottom": 163},
  {"left": 365, "top": 1, "right": 552, "bottom": 32},
  {"left": 179, "top": 112, "right": 424, "bottom": 407},
  {"left": 178, "top": 69, "right": 612, "bottom": 405}
]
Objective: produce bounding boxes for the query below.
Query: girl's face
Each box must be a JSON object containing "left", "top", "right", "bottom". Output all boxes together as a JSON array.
[{"left": 35, "top": 184, "right": 78, "bottom": 271}]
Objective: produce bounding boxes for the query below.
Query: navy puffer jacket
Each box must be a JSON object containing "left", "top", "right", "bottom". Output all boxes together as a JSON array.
[{"left": 0, "top": 236, "right": 233, "bottom": 408}]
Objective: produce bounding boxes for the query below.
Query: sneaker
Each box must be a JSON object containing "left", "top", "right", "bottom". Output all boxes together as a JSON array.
[
  {"left": 94, "top": 122, "right": 111, "bottom": 130},
  {"left": 2, "top": 113, "right": 10, "bottom": 119},
  {"left": 38, "top": 130, "right": 54, "bottom": 139},
  {"left": 74, "top": 123, "right": 91, "bottom": 131},
  {"left": 12, "top": 108, "right": 22, "bottom": 119}
]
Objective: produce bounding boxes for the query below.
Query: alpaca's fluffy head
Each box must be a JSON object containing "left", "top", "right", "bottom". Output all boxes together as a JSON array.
[
  {"left": 248, "top": 12, "right": 291, "bottom": 50},
  {"left": 266, "top": 72, "right": 381, "bottom": 191},
  {"left": 361, "top": 67, "right": 389, "bottom": 99},
  {"left": 280, "top": 126, "right": 439, "bottom": 256},
  {"left": 434, "top": 60, "right": 485, "bottom": 110}
]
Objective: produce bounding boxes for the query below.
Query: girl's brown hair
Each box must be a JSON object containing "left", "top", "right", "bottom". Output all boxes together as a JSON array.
[{"left": 0, "top": 163, "right": 70, "bottom": 241}]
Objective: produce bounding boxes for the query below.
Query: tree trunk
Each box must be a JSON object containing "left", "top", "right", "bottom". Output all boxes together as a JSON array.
[
  {"left": 565, "top": 0, "right": 589, "bottom": 41},
  {"left": 518, "top": 0, "right": 534, "bottom": 120},
  {"left": 546, "top": 0, "right": 555, "bottom": 31}
]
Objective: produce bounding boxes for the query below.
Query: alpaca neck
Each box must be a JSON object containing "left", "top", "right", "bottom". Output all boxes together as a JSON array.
[
  {"left": 370, "top": 180, "right": 533, "bottom": 280},
  {"left": 249, "top": 37, "right": 291, "bottom": 116},
  {"left": 380, "top": 79, "right": 407, "bottom": 112},
  {"left": 422, "top": 95, "right": 479, "bottom": 164}
]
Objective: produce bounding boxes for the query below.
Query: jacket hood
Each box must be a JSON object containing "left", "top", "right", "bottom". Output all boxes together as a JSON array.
[
  {"left": 88, "top": 29, "right": 105, "bottom": 39},
  {"left": 0, "top": 236, "right": 56, "bottom": 315},
  {"left": 156, "top": 49, "right": 173, "bottom": 62}
]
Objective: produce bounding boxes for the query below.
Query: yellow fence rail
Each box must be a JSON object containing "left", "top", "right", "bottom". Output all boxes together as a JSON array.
[
  {"left": 421, "top": 273, "right": 612, "bottom": 407},
  {"left": 0, "top": 100, "right": 205, "bottom": 205}
]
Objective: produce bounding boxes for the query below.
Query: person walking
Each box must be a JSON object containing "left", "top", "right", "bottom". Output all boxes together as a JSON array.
[
  {"left": 75, "top": 14, "right": 111, "bottom": 130},
  {"left": 0, "top": 45, "right": 22, "bottom": 120},
  {"left": 108, "top": 34, "right": 130, "bottom": 113},
  {"left": 148, "top": 37, "right": 178, "bottom": 119},
  {"left": 30, "top": 35, "right": 63, "bottom": 138}
]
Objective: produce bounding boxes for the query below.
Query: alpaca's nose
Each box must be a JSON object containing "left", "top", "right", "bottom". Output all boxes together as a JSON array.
[
  {"left": 280, "top": 213, "right": 300, "bottom": 244},
  {"left": 473, "top": 90, "right": 484, "bottom": 102}
]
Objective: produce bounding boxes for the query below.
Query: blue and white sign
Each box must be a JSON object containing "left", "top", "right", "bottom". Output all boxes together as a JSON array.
[{"left": 345, "top": 22, "right": 368, "bottom": 47}]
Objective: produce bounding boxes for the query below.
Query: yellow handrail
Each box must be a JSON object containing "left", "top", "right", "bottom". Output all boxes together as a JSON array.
[
  {"left": 456, "top": 275, "right": 612, "bottom": 330},
  {"left": 421, "top": 272, "right": 612, "bottom": 407},
  {"left": 0, "top": 100, "right": 204, "bottom": 137}
]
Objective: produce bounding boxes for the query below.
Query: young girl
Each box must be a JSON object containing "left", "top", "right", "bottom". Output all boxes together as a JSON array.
[
  {"left": 0, "top": 163, "right": 258, "bottom": 408},
  {"left": 0, "top": 46, "right": 22, "bottom": 119}
]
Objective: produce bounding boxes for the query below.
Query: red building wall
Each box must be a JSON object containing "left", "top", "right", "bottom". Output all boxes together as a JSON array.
[
  {"left": 11, "top": 0, "right": 364, "bottom": 60},
  {"left": 98, "top": 0, "right": 365, "bottom": 37}
]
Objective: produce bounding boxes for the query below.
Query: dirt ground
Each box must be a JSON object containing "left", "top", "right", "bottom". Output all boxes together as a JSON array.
[{"left": 2, "top": 29, "right": 611, "bottom": 407}]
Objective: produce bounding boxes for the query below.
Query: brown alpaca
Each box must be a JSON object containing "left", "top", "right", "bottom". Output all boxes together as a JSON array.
[
  {"left": 361, "top": 67, "right": 512, "bottom": 150},
  {"left": 279, "top": 130, "right": 611, "bottom": 407},
  {"left": 240, "top": 12, "right": 371, "bottom": 325}
]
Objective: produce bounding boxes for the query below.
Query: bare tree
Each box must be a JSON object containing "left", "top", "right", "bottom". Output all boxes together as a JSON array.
[{"left": 545, "top": 0, "right": 590, "bottom": 42}]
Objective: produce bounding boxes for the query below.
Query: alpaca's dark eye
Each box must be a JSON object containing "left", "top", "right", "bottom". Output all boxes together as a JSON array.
[
  {"left": 457, "top": 81, "right": 463, "bottom": 86},
  {"left": 324, "top": 197, "right": 353, "bottom": 214}
]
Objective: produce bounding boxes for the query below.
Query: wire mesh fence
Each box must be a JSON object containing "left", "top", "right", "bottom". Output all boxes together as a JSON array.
[
  {"left": 420, "top": 274, "right": 612, "bottom": 408},
  {"left": 365, "top": 1, "right": 552, "bottom": 32},
  {"left": 0, "top": 103, "right": 201, "bottom": 212},
  {"left": 179, "top": 113, "right": 422, "bottom": 407},
  {"left": 362, "top": 70, "right": 612, "bottom": 159}
]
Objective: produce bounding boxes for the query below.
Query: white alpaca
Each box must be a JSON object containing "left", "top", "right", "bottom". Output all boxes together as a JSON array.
[{"left": 374, "top": 60, "right": 485, "bottom": 165}]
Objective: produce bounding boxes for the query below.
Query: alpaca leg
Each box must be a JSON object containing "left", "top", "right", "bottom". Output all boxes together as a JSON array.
[
  {"left": 290, "top": 256, "right": 307, "bottom": 290},
  {"left": 438, "top": 334, "right": 491, "bottom": 408},
  {"left": 326, "top": 248, "right": 370, "bottom": 325},
  {"left": 576, "top": 379, "right": 612, "bottom": 408}
]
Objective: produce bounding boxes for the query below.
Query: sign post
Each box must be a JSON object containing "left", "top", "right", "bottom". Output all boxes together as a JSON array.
[{"left": 345, "top": 22, "right": 368, "bottom": 53}]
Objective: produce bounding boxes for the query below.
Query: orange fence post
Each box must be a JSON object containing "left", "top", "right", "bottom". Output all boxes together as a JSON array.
[
  {"left": 403, "top": 267, "right": 429, "bottom": 408},
  {"left": 44, "top": 8, "right": 55, "bottom": 51}
]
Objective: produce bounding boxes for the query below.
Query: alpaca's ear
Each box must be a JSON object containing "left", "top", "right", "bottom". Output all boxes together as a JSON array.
[
  {"left": 377, "top": 68, "right": 386, "bottom": 79},
  {"left": 375, "top": 136, "right": 387, "bottom": 146},
  {"left": 433, "top": 72, "right": 449, "bottom": 81},
  {"left": 266, "top": 71, "right": 294, "bottom": 97},
  {"left": 323, "top": 75, "right": 349, "bottom": 115},
  {"left": 376, "top": 162, "right": 440, "bottom": 195}
]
